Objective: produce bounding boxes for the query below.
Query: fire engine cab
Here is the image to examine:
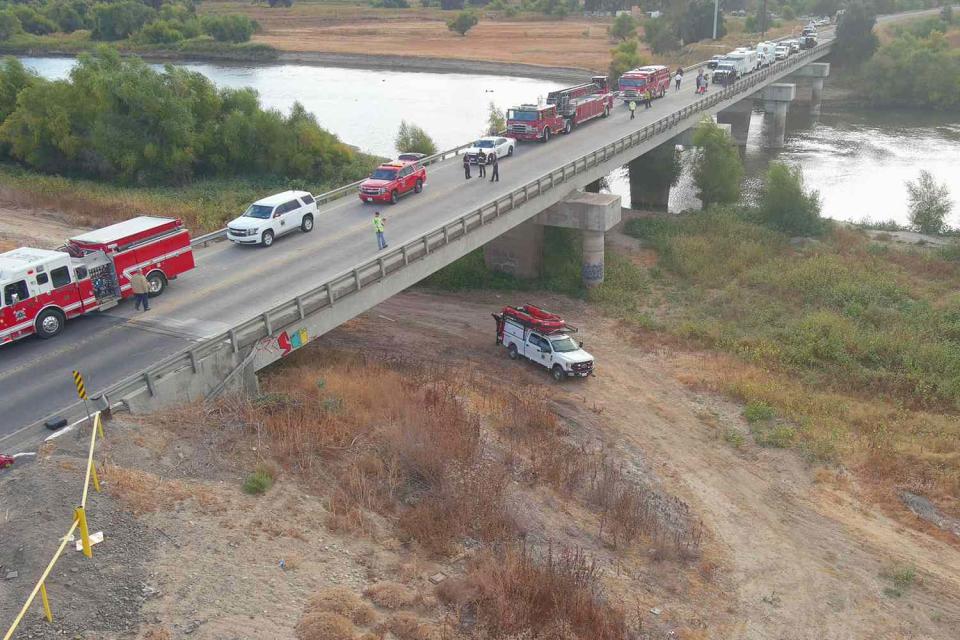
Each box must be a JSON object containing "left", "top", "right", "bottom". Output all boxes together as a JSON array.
[
  {"left": 0, "top": 216, "right": 195, "bottom": 344},
  {"left": 618, "top": 65, "right": 671, "bottom": 102},
  {"left": 493, "top": 304, "right": 595, "bottom": 381}
]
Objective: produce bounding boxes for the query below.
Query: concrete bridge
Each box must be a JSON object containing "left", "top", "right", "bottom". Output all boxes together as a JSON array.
[{"left": 0, "top": 39, "right": 833, "bottom": 449}]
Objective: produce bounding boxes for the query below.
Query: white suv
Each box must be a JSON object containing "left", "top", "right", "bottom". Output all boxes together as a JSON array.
[{"left": 227, "top": 191, "right": 317, "bottom": 247}]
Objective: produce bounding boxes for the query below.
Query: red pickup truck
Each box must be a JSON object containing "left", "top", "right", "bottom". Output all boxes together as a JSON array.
[{"left": 358, "top": 159, "right": 427, "bottom": 205}]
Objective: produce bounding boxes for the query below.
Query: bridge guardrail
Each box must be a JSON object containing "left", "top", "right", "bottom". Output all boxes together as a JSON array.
[{"left": 96, "top": 41, "right": 831, "bottom": 410}]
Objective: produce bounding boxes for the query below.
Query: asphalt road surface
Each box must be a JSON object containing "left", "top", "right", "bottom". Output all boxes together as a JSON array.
[{"left": 0, "top": 38, "right": 836, "bottom": 443}]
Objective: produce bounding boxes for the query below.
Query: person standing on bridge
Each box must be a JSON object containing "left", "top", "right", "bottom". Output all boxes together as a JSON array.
[
  {"left": 675, "top": 67, "right": 683, "bottom": 91},
  {"left": 463, "top": 153, "right": 471, "bottom": 180},
  {"left": 628, "top": 100, "right": 636, "bottom": 119},
  {"left": 130, "top": 268, "right": 150, "bottom": 312},
  {"left": 489, "top": 151, "right": 499, "bottom": 182},
  {"left": 373, "top": 212, "right": 387, "bottom": 250},
  {"left": 477, "top": 149, "right": 487, "bottom": 178},
  {"left": 643, "top": 89, "right": 652, "bottom": 109}
]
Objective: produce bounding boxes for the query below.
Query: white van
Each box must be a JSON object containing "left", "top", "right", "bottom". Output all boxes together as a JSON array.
[
  {"left": 227, "top": 191, "right": 318, "bottom": 247},
  {"left": 756, "top": 41, "right": 777, "bottom": 67},
  {"left": 723, "top": 51, "right": 753, "bottom": 76}
]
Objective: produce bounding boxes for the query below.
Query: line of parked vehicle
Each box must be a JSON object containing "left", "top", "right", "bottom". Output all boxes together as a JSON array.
[{"left": 707, "top": 26, "right": 819, "bottom": 85}]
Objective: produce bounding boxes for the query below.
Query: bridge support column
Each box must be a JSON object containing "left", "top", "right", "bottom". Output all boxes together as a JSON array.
[
  {"left": 584, "top": 179, "right": 601, "bottom": 193},
  {"left": 482, "top": 218, "right": 544, "bottom": 279},
  {"left": 536, "top": 190, "right": 621, "bottom": 288},
  {"left": 716, "top": 100, "right": 752, "bottom": 147},
  {"left": 786, "top": 62, "right": 830, "bottom": 117},
  {"left": 759, "top": 83, "right": 796, "bottom": 150}
]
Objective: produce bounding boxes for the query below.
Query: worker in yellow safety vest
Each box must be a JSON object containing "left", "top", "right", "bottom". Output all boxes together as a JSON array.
[{"left": 373, "top": 211, "right": 387, "bottom": 250}]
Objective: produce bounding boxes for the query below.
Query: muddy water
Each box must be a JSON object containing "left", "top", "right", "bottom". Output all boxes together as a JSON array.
[{"left": 18, "top": 56, "right": 960, "bottom": 226}]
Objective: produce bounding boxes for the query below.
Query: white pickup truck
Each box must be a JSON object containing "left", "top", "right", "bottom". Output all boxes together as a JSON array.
[{"left": 494, "top": 305, "right": 594, "bottom": 381}]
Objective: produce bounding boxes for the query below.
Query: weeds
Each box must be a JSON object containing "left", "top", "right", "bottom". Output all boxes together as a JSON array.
[
  {"left": 242, "top": 467, "right": 274, "bottom": 495},
  {"left": 881, "top": 564, "right": 917, "bottom": 597},
  {"left": 724, "top": 428, "right": 746, "bottom": 449},
  {"left": 743, "top": 400, "right": 776, "bottom": 423}
]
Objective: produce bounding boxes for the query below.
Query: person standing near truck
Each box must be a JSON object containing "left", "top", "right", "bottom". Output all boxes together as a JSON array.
[
  {"left": 628, "top": 100, "right": 636, "bottom": 119},
  {"left": 477, "top": 149, "right": 487, "bottom": 178},
  {"left": 373, "top": 211, "right": 387, "bottom": 250},
  {"left": 130, "top": 268, "right": 150, "bottom": 312},
  {"left": 643, "top": 89, "right": 652, "bottom": 109},
  {"left": 489, "top": 151, "right": 499, "bottom": 182},
  {"left": 675, "top": 67, "right": 683, "bottom": 91},
  {"left": 463, "top": 153, "right": 471, "bottom": 180}
]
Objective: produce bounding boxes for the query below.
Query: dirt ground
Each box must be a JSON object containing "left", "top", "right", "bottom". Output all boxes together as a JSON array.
[
  {"left": 203, "top": 1, "right": 803, "bottom": 73},
  {"left": 0, "top": 201, "right": 88, "bottom": 252},
  {"left": 3, "top": 280, "right": 960, "bottom": 638}
]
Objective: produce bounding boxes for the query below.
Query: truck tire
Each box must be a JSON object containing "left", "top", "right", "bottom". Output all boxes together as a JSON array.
[
  {"left": 541, "top": 128, "right": 550, "bottom": 144},
  {"left": 301, "top": 214, "right": 314, "bottom": 233},
  {"left": 146, "top": 271, "right": 167, "bottom": 297},
  {"left": 508, "top": 344, "right": 519, "bottom": 360},
  {"left": 414, "top": 179, "right": 423, "bottom": 193},
  {"left": 551, "top": 365, "right": 566, "bottom": 382},
  {"left": 35, "top": 308, "right": 65, "bottom": 339},
  {"left": 261, "top": 230, "right": 275, "bottom": 247},
  {"left": 390, "top": 190, "right": 399, "bottom": 204}
]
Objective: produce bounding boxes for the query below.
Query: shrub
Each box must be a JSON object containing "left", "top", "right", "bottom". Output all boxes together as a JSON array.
[
  {"left": 743, "top": 400, "right": 775, "bottom": 423},
  {"left": 724, "top": 428, "right": 746, "bottom": 448},
  {"left": 137, "top": 20, "right": 186, "bottom": 44},
  {"left": 0, "top": 10, "right": 21, "bottom": 42},
  {"left": 395, "top": 120, "right": 437, "bottom": 155},
  {"left": 242, "top": 466, "right": 274, "bottom": 494},
  {"left": 92, "top": 0, "right": 156, "bottom": 40},
  {"left": 608, "top": 13, "right": 636, "bottom": 41},
  {"left": 758, "top": 162, "right": 825, "bottom": 237},
  {"left": 0, "top": 58, "right": 35, "bottom": 121},
  {"left": 13, "top": 6, "right": 58, "bottom": 35},
  {"left": 201, "top": 14, "right": 257, "bottom": 42},
  {"left": 372, "top": 0, "right": 410, "bottom": 6},
  {"left": 691, "top": 119, "right": 743, "bottom": 208},
  {"left": 43, "top": 1, "right": 86, "bottom": 33},
  {"left": 486, "top": 101, "right": 504, "bottom": 135},
  {"left": 750, "top": 423, "right": 796, "bottom": 448},
  {"left": 906, "top": 169, "right": 952, "bottom": 235},
  {"left": 447, "top": 10, "right": 478, "bottom": 35}
]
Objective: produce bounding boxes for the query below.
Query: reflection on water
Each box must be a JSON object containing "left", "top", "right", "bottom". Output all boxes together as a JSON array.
[
  {"left": 607, "top": 108, "right": 960, "bottom": 226},
  {"left": 17, "top": 56, "right": 563, "bottom": 158},
  {"left": 16, "top": 56, "right": 960, "bottom": 225}
]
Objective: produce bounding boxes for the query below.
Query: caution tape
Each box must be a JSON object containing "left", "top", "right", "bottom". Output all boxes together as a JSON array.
[{"left": 2, "top": 410, "right": 104, "bottom": 639}]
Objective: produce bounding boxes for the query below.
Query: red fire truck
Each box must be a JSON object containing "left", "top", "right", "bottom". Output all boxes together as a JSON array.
[
  {"left": 0, "top": 216, "right": 195, "bottom": 344},
  {"left": 618, "top": 65, "right": 671, "bottom": 103},
  {"left": 506, "top": 76, "right": 613, "bottom": 143}
]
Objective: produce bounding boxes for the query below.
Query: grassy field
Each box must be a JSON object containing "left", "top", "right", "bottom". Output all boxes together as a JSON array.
[
  {"left": 428, "top": 212, "right": 960, "bottom": 516},
  {"left": 0, "top": 31, "right": 279, "bottom": 61}
]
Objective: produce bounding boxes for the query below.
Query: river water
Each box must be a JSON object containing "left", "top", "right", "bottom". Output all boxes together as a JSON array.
[{"left": 17, "top": 56, "right": 960, "bottom": 227}]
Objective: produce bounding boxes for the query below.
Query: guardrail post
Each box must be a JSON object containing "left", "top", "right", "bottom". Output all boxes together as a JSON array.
[
  {"left": 75, "top": 507, "right": 92, "bottom": 558},
  {"left": 40, "top": 581, "right": 53, "bottom": 622},
  {"left": 510, "top": 192, "right": 515, "bottom": 208},
  {"left": 462, "top": 217, "right": 468, "bottom": 235},
  {"left": 494, "top": 200, "right": 500, "bottom": 217},
  {"left": 401, "top": 246, "right": 409, "bottom": 265},
  {"left": 443, "top": 226, "right": 449, "bottom": 244},
  {"left": 424, "top": 236, "right": 430, "bottom": 255},
  {"left": 295, "top": 296, "right": 305, "bottom": 320},
  {"left": 262, "top": 313, "right": 272, "bottom": 336},
  {"left": 326, "top": 284, "right": 335, "bottom": 305},
  {"left": 144, "top": 372, "right": 156, "bottom": 397},
  {"left": 229, "top": 329, "right": 239, "bottom": 354},
  {"left": 189, "top": 350, "right": 199, "bottom": 373},
  {"left": 353, "top": 269, "right": 362, "bottom": 290},
  {"left": 378, "top": 258, "right": 386, "bottom": 278}
]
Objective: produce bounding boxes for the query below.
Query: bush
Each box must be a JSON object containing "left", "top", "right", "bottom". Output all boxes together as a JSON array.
[
  {"left": 137, "top": 19, "right": 185, "bottom": 44},
  {"left": 833, "top": 1, "right": 878, "bottom": 67},
  {"left": 0, "top": 58, "right": 35, "bottom": 121},
  {"left": 201, "top": 14, "right": 257, "bottom": 43},
  {"left": 242, "top": 466, "right": 274, "bottom": 494},
  {"left": 757, "top": 162, "right": 825, "bottom": 237},
  {"left": 608, "top": 13, "right": 636, "bottom": 41},
  {"left": 743, "top": 400, "right": 776, "bottom": 423},
  {"left": 862, "top": 31, "right": 960, "bottom": 110},
  {"left": 395, "top": 120, "right": 437, "bottom": 155},
  {"left": 92, "top": 0, "right": 156, "bottom": 40},
  {"left": 13, "top": 6, "right": 58, "bottom": 35},
  {"left": 906, "top": 169, "right": 953, "bottom": 235},
  {"left": 447, "top": 9, "right": 477, "bottom": 35},
  {"left": 691, "top": 119, "right": 743, "bottom": 208},
  {"left": 0, "top": 10, "right": 23, "bottom": 42},
  {"left": 43, "top": 1, "right": 86, "bottom": 33},
  {"left": 486, "top": 101, "right": 504, "bottom": 135}
]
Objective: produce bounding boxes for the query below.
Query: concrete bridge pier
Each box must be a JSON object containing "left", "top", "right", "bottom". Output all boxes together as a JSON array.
[
  {"left": 537, "top": 190, "right": 621, "bottom": 288},
  {"left": 716, "top": 100, "right": 752, "bottom": 147},
  {"left": 758, "top": 83, "right": 796, "bottom": 149},
  {"left": 627, "top": 154, "right": 671, "bottom": 211},
  {"left": 787, "top": 62, "right": 830, "bottom": 117}
]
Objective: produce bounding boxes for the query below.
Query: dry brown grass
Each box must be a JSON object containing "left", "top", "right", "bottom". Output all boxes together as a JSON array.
[
  {"left": 296, "top": 611, "right": 357, "bottom": 640},
  {"left": 437, "top": 543, "right": 628, "bottom": 640},
  {"left": 364, "top": 581, "right": 419, "bottom": 610},
  {"left": 103, "top": 464, "right": 223, "bottom": 515},
  {"left": 304, "top": 587, "right": 377, "bottom": 625},
  {"left": 383, "top": 612, "right": 437, "bottom": 640}
]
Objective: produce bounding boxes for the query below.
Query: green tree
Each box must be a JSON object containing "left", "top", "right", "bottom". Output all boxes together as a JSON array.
[
  {"left": 0, "top": 10, "right": 23, "bottom": 42},
  {"left": 691, "top": 119, "right": 743, "bottom": 208},
  {"left": 643, "top": 15, "right": 680, "bottom": 53},
  {"left": 608, "top": 13, "right": 636, "bottom": 41},
  {"left": 0, "top": 57, "right": 35, "bottom": 122},
  {"left": 678, "top": 0, "right": 725, "bottom": 43},
  {"left": 906, "top": 170, "right": 953, "bottom": 234},
  {"left": 609, "top": 39, "right": 646, "bottom": 86},
  {"left": 395, "top": 120, "right": 437, "bottom": 155},
  {"left": 44, "top": 1, "right": 85, "bottom": 33},
  {"left": 486, "top": 101, "right": 505, "bottom": 135},
  {"left": 781, "top": 4, "right": 796, "bottom": 20},
  {"left": 758, "top": 162, "right": 824, "bottom": 236},
  {"left": 372, "top": 0, "right": 411, "bottom": 7},
  {"left": 447, "top": 10, "right": 478, "bottom": 35},
  {"left": 833, "top": 1, "right": 878, "bottom": 67},
  {"left": 940, "top": 4, "right": 953, "bottom": 24},
  {"left": 13, "top": 6, "right": 58, "bottom": 35},
  {"left": 862, "top": 31, "right": 960, "bottom": 110},
  {"left": 92, "top": 1, "right": 156, "bottom": 41},
  {"left": 201, "top": 15, "right": 257, "bottom": 42}
]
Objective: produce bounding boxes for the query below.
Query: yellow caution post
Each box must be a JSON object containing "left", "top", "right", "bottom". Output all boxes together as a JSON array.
[
  {"left": 39, "top": 583, "right": 52, "bottom": 623},
  {"left": 74, "top": 507, "right": 92, "bottom": 558}
]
